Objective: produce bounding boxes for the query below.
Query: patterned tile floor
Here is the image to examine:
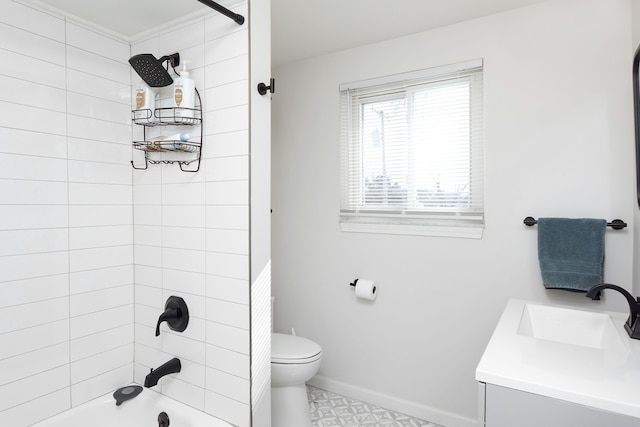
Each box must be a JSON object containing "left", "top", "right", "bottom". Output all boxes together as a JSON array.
[{"left": 307, "top": 385, "right": 444, "bottom": 427}]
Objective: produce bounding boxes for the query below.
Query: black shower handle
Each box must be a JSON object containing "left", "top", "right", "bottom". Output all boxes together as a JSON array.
[
  {"left": 155, "top": 296, "right": 189, "bottom": 337},
  {"left": 155, "top": 308, "right": 179, "bottom": 336}
]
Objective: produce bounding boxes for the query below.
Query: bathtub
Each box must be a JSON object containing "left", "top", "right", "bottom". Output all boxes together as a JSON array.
[{"left": 32, "top": 385, "right": 232, "bottom": 427}]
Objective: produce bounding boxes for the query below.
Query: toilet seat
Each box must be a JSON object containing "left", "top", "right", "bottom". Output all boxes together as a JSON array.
[{"left": 272, "top": 333, "right": 322, "bottom": 364}]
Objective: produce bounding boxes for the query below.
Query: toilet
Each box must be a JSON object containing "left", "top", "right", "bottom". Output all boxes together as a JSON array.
[
  {"left": 271, "top": 333, "right": 322, "bottom": 427},
  {"left": 270, "top": 297, "right": 323, "bottom": 426}
]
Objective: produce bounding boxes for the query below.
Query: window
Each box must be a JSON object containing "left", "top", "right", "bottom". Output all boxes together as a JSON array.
[{"left": 339, "top": 60, "right": 484, "bottom": 238}]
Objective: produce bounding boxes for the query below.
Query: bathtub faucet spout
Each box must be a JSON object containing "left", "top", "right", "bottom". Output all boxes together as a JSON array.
[{"left": 144, "top": 358, "right": 181, "bottom": 388}]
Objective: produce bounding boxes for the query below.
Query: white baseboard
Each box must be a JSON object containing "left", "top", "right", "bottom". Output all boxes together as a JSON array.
[{"left": 307, "top": 375, "right": 478, "bottom": 427}]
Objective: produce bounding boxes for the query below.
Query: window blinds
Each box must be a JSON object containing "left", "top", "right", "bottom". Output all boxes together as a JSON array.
[{"left": 339, "top": 60, "right": 484, "bottom": 235}]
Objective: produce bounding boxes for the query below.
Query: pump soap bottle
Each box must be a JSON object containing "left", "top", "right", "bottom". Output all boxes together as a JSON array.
[
  {"left": 173, "top": 61, "right": 195, "bottom": 120},
  {"left": 134, "top": 83, "right": 155, "bottom": 122}
]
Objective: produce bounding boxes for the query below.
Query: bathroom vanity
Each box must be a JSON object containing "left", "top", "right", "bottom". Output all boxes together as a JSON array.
[{"left": 476, "top": 299, "right": 640, "bottom": 426}]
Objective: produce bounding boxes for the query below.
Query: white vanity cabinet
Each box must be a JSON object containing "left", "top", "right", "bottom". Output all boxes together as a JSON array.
[{"left": 478, "top": 382, "right": 640, "bottom": 427}]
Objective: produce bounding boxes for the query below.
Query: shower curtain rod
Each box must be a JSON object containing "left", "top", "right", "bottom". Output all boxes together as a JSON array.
[{"left": 196, "top": 0, "right": 245, "bottom": 25}]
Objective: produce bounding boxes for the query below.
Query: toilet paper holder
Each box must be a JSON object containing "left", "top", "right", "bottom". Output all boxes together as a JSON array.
[{"left": 349, "top": 279, "right": 376, "bottom": 294}]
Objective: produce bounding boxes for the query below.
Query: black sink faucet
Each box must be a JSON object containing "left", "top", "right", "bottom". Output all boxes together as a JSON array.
[
  {"left": 586, "top": 283, "right": 640, "bottom": 340},
  {"left": 144, "top": 358, "right": 181, "bottom": 388}
]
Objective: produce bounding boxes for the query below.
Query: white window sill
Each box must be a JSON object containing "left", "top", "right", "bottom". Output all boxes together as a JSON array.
[{"left": 339, "top": 222, "right": 484, "bottom": 239}]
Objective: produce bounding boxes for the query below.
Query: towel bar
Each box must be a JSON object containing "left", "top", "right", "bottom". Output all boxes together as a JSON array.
[{"left": 523, "top": 216, "right": 627, "bottom": 230}]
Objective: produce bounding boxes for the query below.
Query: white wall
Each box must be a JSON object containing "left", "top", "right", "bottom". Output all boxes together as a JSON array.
[
  {"left": 0, "top": 1, "right": 258, "bottom": 426},
  {"left": 271, "top": 0, "right": 635, "bottom": 425},
  {"left": 0, "top": 1, "right": 134, "bottom": 425}
]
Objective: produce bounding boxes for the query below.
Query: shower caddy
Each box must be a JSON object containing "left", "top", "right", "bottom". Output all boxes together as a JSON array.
[
  {"left": 131, "top": 88, "right": 203, "bottom": 172},
  {"left": 129, "top": 0, "right": 245, "bottom": 173}
]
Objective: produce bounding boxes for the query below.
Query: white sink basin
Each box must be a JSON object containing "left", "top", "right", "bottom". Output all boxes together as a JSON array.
[
  {"left": 477, "top": 299, "right": 639, "bottom": 419},
  {"left": 518, "top": 303, "right": 619, "bottom": 349}
]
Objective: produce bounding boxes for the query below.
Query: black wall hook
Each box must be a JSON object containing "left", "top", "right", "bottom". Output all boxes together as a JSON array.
[{"left": 258, "top": 78, "right": 275, "bottom": 95}]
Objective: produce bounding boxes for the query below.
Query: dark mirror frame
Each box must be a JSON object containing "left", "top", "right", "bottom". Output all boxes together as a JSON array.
[{"left": 634, "top": 43, "right": 640, "bottom": 208}]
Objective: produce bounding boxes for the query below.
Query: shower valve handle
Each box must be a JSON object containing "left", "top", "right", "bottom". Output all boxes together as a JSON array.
[{"left": 155, "top": 296, "right": 189, "bottom": 337}]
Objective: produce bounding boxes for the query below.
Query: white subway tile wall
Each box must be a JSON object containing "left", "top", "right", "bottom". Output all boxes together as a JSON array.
[
  {"left": 131, "top": 3, "right": 251, "bottom": 427},
  {"left": 0, "top": 0, "right": 252, "bottom": 426},
  {"left": 65, "top": 13, "right": 134, "bottom": 408},
  {"left": 0, "top": 0, "right": 133, "bottom": 424}
]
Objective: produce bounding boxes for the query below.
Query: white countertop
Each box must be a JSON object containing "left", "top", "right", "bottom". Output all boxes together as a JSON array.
[{"left": 476, "top": 298, "right": 640, "bottom": 419}]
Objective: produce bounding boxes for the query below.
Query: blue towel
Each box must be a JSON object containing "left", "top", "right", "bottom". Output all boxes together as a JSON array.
[{"left": 537, "top": 217, "right": 606, "bottom": 292}]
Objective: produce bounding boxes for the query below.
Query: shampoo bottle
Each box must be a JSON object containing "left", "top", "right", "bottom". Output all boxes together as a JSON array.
[
  {"left": 173, "top": 61, "right": 195, "bottom": 120},
  {"left": 134, "top": 83, "right": 155, "bottom": 122}
]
